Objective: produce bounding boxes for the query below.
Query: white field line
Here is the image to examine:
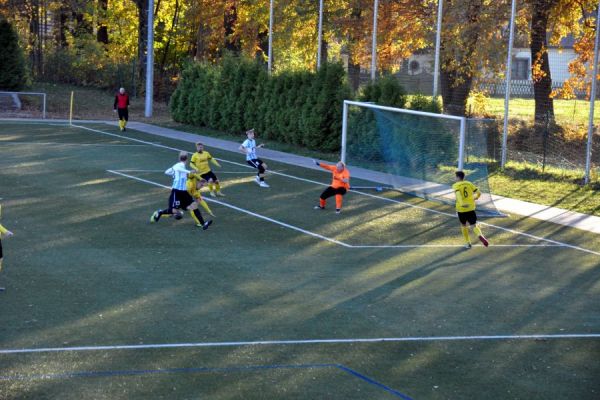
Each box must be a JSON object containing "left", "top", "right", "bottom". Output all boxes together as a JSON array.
[
  {"left": 0, "top": 141, "right": 146, "bottom": 147},
  {"left": 75, "top": 124, "right": 599, "bottom": 255},
  {"left": 106, "top": 170, "right": 350, "bottom": 248},
  {"left": 108, "top": 170, "right": 567, "bottom": 251},
  {"left": 2, "top": 333, "right": 599, "bottom": 355}
]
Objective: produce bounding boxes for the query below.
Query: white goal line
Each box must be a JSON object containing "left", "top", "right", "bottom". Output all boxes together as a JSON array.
[
  {"left": 1, "top": 333, "right": 598, "bottom": 355},
  {"left": 71, "top": 123, "right": 599, "bottom": 256}
]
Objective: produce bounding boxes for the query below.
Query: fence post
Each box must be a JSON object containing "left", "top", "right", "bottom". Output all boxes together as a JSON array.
[{"left": 585, "top": 2, "right": 600, "bottom": 184}]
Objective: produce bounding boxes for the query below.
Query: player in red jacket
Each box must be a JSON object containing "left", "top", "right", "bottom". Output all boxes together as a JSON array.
[{"left": 113, "top": 87, "right": 130, "bottom": 131}]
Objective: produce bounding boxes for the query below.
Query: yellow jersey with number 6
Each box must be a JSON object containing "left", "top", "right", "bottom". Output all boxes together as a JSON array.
[{"left": 452, "top": 181, "right": 479, "bottom": 212}]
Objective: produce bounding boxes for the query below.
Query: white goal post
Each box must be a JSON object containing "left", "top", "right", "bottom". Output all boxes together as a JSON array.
[
  {"left": 341, "top": 100, "right": 466, "bottom": 170},
  {"left": 0, "top": 91, "right": 47, "bottom": 119}
]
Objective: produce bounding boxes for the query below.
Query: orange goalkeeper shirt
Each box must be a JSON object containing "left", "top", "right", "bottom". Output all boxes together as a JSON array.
[{"left": 320, "top": 163, "right": 350, "bottom": 189}]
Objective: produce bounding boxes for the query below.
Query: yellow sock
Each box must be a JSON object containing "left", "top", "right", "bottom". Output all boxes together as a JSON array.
[
  {"left": 123, "top": 120, "right": 127, "bottom": 128},
  {"left": 473, "top": 225, "right": 483, "bottom": 237},
  {"left": 119, "top": 120, "right": 124, "bottom": 130},
  {"left": 189, "top": 209, "right": 201, "bottom": 225},
  {"left": 461, "top": 226, "right": 471, "bottom": 244},
  {"left": 215, "top": 182, "right": 221, "bottom": 192},
  {"left": 199, "top": 200, "right": 214, "bottom": 216},
  {"left": 208, "top": 183, "right": 215, "bottom": 192}
]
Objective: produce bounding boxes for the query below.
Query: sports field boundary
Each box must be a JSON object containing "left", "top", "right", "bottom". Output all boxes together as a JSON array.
[
  {"left": 2, "top": 333, "right": 599, "bottom": 355},
  {"left": 66, "top": 122, "right": 597, "bottom": 255},
  {"left": 2, "top": 118, "right": 600, "bottom": 234}
]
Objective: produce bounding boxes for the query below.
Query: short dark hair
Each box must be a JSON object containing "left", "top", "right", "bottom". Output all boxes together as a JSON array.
[
  {"left": 179, "top": 152, "right": 188, "bottom": 161},
  {"left": 455, "top": 170, "right": 465, "bottom": 180}
]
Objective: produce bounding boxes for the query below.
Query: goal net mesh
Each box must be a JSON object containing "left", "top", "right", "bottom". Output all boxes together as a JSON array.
[{"left": 344, "top": 102, "right": 503, "bottom": 217}]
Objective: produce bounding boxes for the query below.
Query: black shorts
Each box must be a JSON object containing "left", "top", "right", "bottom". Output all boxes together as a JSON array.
[
  {"left": 0, "top": 239, "right": 3, "bottom": 259},
  {"left": 457, "top": 211, "right": 477, "bottom": 225},
  {"left": 169, "top": 189, "right": 194, "bottom": 211},
  {"left": 117, "top": 108, "right": 129, "bottom": 121},
  {"left": 320, "top": 186, "right": 347, "bottom": 199},
  {"left": 201, "top": 171, "right": 218, "bottom": 182},
  {"left": 247, "top": 159, "right": 264, "bottom": 169}
]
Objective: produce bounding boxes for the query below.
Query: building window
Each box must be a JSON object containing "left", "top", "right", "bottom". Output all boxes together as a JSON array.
[{"left": 512, "top": 58, "right": 529, "bottom": 80}]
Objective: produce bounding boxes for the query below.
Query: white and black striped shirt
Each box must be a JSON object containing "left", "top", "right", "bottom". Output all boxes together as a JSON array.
[{"left": 165, "top": 161, "right": 190, "bottom": 190}]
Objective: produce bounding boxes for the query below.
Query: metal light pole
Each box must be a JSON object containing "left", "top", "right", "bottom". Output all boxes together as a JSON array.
[
  {"left": 585, "top": 2, "right": 600, "bottom": 184},
  {"left": 268, "top": 0, "right": 274, "bottom": 74},
  {"left": 371, "top": 0, "right": 379, "bottom": 81},
  {"left": 501, "top": 0, "right": 517, "bottom": 168},
  {"left": 144, "top": 0, "right": 154, "bottom": 118},
  {"left": 432, "top": 0, "right": 443, "bottom": 98},
  {"left": 317, "top": 0, "right": 324, "bottom": 69}
]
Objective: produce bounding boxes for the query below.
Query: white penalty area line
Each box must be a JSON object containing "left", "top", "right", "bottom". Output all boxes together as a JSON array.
[
  {"left": 73, "top": 123, "right": 599, "bottom": 256},
  {"left": 106, "top": 170, "right": 349, "bottom": 248},
  {"left": 107, "top": 170, "right": 564, "bottom": 251},
  {"left": 2, "top": 333, "right": 599, "bottom": 355}
]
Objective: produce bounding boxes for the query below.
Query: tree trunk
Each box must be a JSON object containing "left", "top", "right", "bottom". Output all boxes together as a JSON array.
[
  {"left": 530, "top": 0, "right": 556, "bottom": 127},
  {"left": 439, "top": 0, "right": 482, "bottom": 116},
  {"left": 224, "top": 1, "right": 240, "bottom": 54},
  {"left": 97, "top": 0, "right": 109, "bottom": 44},
  {"left": 135, "top": 0, "right": 149, "bottom": 91}
]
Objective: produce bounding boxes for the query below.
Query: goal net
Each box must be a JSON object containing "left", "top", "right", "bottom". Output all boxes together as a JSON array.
[
  {"left": 0, "top": 91, "right": 47, "bottom": 119},
  {"left": 342, "top": 100, "right": 504, "bottom": 217}
]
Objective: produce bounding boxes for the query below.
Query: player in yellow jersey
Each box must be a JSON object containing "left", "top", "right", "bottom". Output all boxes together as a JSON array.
[
  {"left": 452, "top": 171, "right": 489, "bottom": 248},
  {"left": 186, "top": 173, "right": 215, "bottom": 219},
  {"left": 0, "top": 204, "right": 14, "bottom": 292},
  {"left": 190, "top": 143, "right": 224, "bottom": 197}
]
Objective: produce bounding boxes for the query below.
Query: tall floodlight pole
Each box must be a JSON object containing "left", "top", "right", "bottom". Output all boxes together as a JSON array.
[
  {"left": 317, "top": 0, "right": 324, "bottom": 69},
  {"left": 585, "top": 2, "right": 600, "bottom": 184},
  {"left": 268, "top": 0, "right": 274, "bottom": 74},
  {"left": 145, "top": 0, "right": 154, "bottom": 117},
  {"left": 501, "top": 0, "right": 517, "bottom": 168},
  {"left": 371, "top": 0, "right": 379, "bottom": 81},
  {"left": 432, "top": 0, "right": 443, "bottom": 98}
]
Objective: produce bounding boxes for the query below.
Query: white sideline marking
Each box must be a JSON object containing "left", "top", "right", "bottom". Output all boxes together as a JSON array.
[
  {"left": 0, "top": 141, "right": 146, "bottom": 147},
  {"left": 106, "top": 170, "right": 350, "bottom": 248},
  {"left": 2, "top": 333, "right": 599, "bottom": 355},
  {"left": 108, "top": 170, "right": 568, "bottom": 251},
  {"left": 75, "top": 124, "right": 599, "bottom": 256}
]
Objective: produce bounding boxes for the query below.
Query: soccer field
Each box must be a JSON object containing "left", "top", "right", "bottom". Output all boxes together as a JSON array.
[{"left": 0, "top": 121, "right": 599, "bottom": 399}]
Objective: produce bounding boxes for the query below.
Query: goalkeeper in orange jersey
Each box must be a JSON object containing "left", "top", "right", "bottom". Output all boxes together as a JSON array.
[
  {"left": 453, "top": 170, "right": 489, "bottom": 249},
  {"left": 0, "top": 203, "right": 14, "bottom": 292},
  {"left": 313, "top": 160, "right": 350, "bottom": 214}
]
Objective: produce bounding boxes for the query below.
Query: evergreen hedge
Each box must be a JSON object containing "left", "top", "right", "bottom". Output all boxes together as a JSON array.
[
  {"left": 0, "top": 19, "right": 26, "bottom": 91},
  {"left": 170, "top": 58, "right": 351, "bottom": 152}
]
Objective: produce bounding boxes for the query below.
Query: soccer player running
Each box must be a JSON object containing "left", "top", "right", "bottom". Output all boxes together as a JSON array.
[
  {"left": 453, "top": 170, "right": 489, "bottom": 248},
  {"left": 113, "top": 87, "right": 130, "bottom": 132},
  {"left": 239, "top": 129, "right": 269, "bottom": 188},
  {"left": 313, "top": 160, "right": 350, "bottom": 214},
  {"left": 150, "top": 152, "right": 212, "bottom": 230},
  {"left": 0, "top": 203, "right": 14, "bottom": 292},
  {"left": 190, "top": 142, "right": 224, "bottom": 197}
]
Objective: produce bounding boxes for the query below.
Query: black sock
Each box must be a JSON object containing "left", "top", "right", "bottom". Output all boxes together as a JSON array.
[{"left": 193, "top": 209, "right": 205, "bottom": 225}]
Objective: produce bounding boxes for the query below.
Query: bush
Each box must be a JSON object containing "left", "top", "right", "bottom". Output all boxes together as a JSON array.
[
  {"left": 0, "top": 19, "right": 27, "bottom": 91},
  {"left": 170, "top": 59, "right": 351, "bottom": 152},
  {"left": 359, "top": 75, "right": 407, "bottom": 108},
  {"left": 409, "top": 94, "right": 441, "bottom": 113}
]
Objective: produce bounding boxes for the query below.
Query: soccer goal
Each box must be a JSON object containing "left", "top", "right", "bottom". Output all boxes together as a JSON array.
[
  {"left": 341, "top": 100, "right": 504, "bottom": 217},
  {"left": 0, "top": 91, "right": 47, "bottom": 119}
]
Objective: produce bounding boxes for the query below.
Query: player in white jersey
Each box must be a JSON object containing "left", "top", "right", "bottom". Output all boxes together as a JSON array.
[
  {"left": 239, "top": 128, "right": 269, "bottom": 187},
  {"left": 150, "top": 151, "right": 212, "bottom": 229}
]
